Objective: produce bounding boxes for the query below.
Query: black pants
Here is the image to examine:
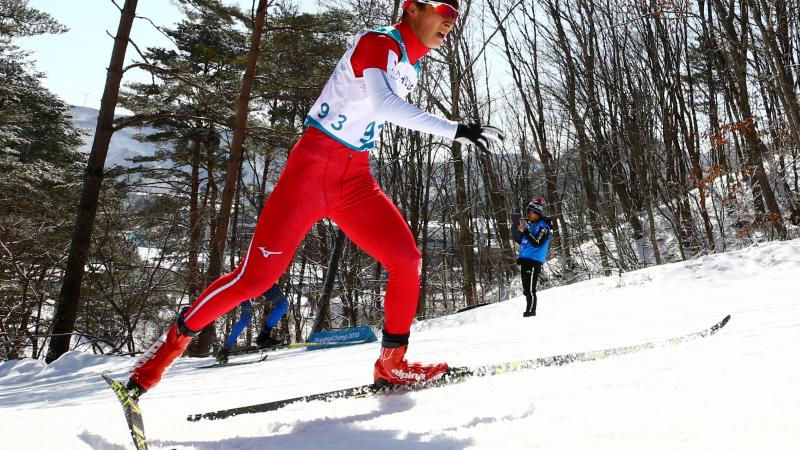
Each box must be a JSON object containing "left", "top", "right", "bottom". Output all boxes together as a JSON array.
[{"left": 520, "top": 260, "right": 542, "bottom": 314}]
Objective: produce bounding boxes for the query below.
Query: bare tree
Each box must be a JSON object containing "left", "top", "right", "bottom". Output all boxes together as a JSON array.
[
  {"left": 189, "top": 0, "right": 271, "bottom": 355},
  {"left": 47, "top": 0, "right": 138, "bottom": 363}
]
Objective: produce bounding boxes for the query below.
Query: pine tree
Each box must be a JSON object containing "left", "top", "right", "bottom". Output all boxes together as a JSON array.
[{"left": 0, "top": 0, "right": 83, "bottom": 360}]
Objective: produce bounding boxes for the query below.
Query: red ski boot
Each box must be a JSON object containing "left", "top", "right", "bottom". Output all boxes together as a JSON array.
[
  {"left": 128, "top": 308, "right": 199, "bottom": 393},
  {"left": 373, "top": 344, "right": 448, "bottom": 387}
]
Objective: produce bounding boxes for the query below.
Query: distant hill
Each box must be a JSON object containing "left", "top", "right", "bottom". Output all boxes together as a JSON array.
[{"left": 69, "top": 106, "right": 164, "bottom": 169}]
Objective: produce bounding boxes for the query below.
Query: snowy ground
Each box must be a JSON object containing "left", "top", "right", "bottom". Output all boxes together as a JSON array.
[{"left": 2, "top": 239, "right": 799, "bottom": 450}]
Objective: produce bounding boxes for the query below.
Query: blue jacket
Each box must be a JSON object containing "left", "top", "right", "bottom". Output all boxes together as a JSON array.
[{"left": 515, "top": 217, "right": 552, "bottom": 263}]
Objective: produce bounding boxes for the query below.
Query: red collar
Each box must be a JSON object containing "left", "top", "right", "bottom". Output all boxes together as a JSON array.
[{"left": 395, "top": 21, "right": 429, "bottom": 65}]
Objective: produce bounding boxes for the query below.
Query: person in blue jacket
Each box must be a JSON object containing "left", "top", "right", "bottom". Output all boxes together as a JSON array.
[
  {"left": 215, "top": 284, "right": 290, "bottom": 363},
  {"left": 515, "top": 197, "right": 552, "bottom": 317}
]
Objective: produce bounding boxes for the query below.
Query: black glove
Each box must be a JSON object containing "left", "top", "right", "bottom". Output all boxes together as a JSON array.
[{"left": 454, "top": 123, "right": 505, "bottom": 151}]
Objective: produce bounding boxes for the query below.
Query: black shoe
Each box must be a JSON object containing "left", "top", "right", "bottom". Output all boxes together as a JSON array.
[
  {"left": 216, "top": 347, "right": 230, "bottom": 364},
  {"left": 522, "top": 311, "right": 531, "bottom": 317},
  {"left": 125, "top": 379, "right": 146, "bottom": 401},
  {"left": 256, "top": 331, "right": 283, "bottom": 348}
]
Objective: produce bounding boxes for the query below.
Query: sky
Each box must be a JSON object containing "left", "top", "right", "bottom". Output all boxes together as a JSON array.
[
  {"left": 18, "top": 0, "right": 185, "bottom": 111},
  {"left": 1, "top": 238, "right": 798, "bottom": 449},
  {"left": 16, "top": 0, "right": 315, "bottom": 113},
  {"left": 17, "top": 0, "right": 509, "bottom": 119}
]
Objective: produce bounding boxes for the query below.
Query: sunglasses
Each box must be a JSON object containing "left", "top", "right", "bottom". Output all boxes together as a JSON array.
[{"left": 416, "top": 0, "right": 460, "bottom": 21}]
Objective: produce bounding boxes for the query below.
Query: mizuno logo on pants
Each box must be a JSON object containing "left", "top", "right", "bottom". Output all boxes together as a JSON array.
[{"left": 258, "top": 248, "right": 283, "bottom": 260}]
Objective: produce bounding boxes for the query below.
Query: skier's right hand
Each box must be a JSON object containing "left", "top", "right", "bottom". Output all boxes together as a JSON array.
[{"left": 454, "top": 123, "right": 505, "bottom": 152}]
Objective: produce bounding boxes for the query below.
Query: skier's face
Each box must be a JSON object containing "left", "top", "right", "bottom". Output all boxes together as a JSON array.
[
  {"left": 407, "top": 1, "right": 457, "bottom": 49},
  {"left": 527, "top": 211, "right": 540, "bottom": 222}
]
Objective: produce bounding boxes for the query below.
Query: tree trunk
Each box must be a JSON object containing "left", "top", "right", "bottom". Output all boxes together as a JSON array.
[
  {"left": 444, "top": 41, "right": 477, "bottom": 307},
  {"left": 293, "top": 254, "right": 307, "bottom": 343},
  {"left": 311, "top": 228, "right": 346, "bottom": 334},
  {"left": 187, "top": 131, "right": 203, "bottom": 302},
  {"left": 710, "top": 0, "right": 787, "bottom": 238},
  {"left": 416, "top": 137, "right": 435, "bottom": 318},
  {"left": 191, "top": 0, "right": 270, "bottom": 355},
  {"left": 750, "top": 0, "right": 800, "bottom": 153},
  {"left": 47, "top": 0, "right": 138, "bottom": 363}
]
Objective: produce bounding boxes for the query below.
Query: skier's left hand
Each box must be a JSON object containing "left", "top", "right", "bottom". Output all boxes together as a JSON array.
[{"left": 454, "top": 123, "right": 504, "bottom": 152}]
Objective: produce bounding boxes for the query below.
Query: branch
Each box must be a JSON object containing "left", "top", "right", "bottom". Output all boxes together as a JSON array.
[
  {"left": 122, "top": 62, "right": 214, "bottom": 94},
  {"left": 113, "top": 113, "right": 228, "bottom": 132},
  {"left": 125, "top": 37, "right": 152, "bottom": 67},
  {"left": 459, "top": 0, "right": 527, "bottom": 75},
  {"left": 109, "top": 0, "right": 123, "bottom": 13},
  {"left": 419, "top": 83, "right": 455, "bottom": 119},
  {"left": 134, "top": 12, "right": 176, "bottom": 47}
]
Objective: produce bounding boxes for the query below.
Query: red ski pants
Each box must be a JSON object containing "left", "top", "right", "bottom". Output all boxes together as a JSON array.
[{"left": 183, "top": 127, "right": 421, "bottom": 335}]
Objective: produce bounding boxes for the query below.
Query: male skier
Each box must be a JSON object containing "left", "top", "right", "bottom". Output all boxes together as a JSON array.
[{"left": 125, "top": 0, "right": 503, "bottom": 398}]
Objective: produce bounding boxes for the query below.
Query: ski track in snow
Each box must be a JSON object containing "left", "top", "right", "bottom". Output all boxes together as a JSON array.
[{"left": 1, "top": 240, "right": 799, "bottom": 449}]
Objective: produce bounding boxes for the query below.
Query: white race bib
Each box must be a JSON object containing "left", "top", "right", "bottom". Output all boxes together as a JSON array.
[{"left": 305, "top": 26, "right": 420, "bottom": 151}]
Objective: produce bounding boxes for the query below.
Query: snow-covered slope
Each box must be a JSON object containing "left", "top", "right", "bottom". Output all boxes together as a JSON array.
[{"left": 1, "top": 239, "right": 799, "bottom": 449}]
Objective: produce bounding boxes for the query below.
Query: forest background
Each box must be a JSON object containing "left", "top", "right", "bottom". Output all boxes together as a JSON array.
[{"left": 1, "top": 0, "right": 798, "bottom": 362}]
